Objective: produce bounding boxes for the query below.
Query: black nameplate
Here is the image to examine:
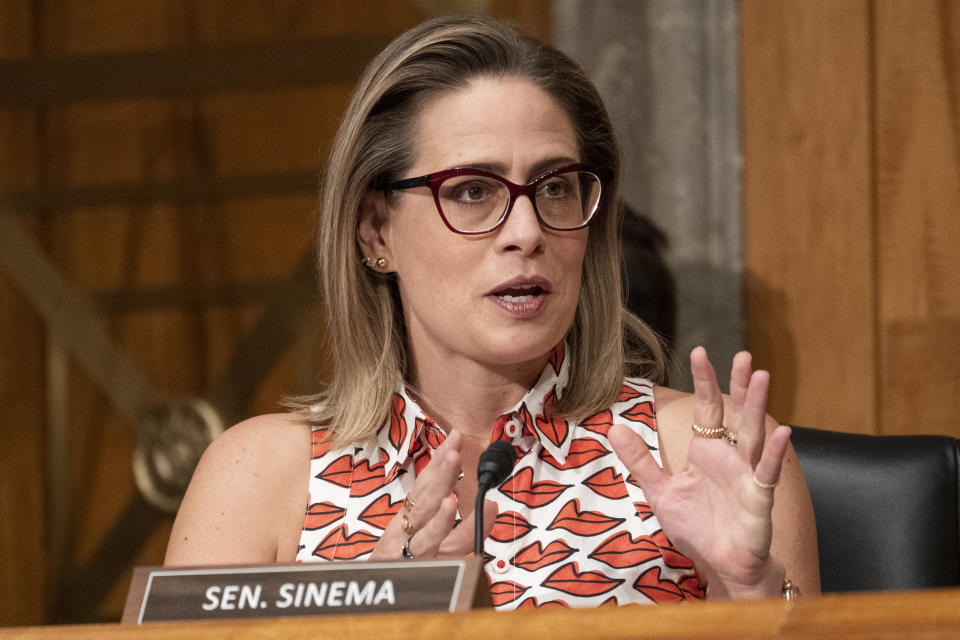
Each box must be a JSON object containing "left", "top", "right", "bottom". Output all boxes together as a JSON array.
[{"left": 122, "top": 559, "right": 489, "bottom": 624}]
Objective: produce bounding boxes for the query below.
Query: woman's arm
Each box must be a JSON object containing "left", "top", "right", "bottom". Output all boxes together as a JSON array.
[
  {"left": 767, "top": 423, "right": 821, "bottom": 596},
  {"left": 163, "top": 414, "right": 310, "bottom": 566}
]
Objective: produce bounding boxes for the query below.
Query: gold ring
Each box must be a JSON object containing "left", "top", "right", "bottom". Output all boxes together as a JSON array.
[
  {"left": 401, "top": 534, "right": 416, "bottom": 560},
  {"left": 401, "top": 514, "right": 416, "bottom": 536},
  {"left": 691, "top": 422, "right": 726, "bottom": 439},
  {"left": 752, "top": 471, "right": 778, "bottom": 490},
  {"left": 725, "top": 430, "right": 738, "bottom": 446},
  {"left": 403, "top": 494, "right": 416, "bottom": 511}
]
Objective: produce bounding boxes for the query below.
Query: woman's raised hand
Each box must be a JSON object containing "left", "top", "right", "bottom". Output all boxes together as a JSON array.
[
  {"left": 608, "top": 347, "right": 792, "bottom": 599},
  {"left": 369, "top": 430, "right": 497, "bottom": 560}
]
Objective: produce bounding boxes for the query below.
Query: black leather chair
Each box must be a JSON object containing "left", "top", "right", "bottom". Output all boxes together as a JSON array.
[{"left": 790, "top": 426, "right": 960, "bottom": 592}]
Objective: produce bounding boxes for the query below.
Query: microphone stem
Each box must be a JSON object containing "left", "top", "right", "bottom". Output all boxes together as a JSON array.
[{"left": 474, "top": 485, "right": 488, "bottom": 557}]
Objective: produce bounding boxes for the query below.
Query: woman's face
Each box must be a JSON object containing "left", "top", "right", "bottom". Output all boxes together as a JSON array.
[{"left": 364, "top": 76, "right": 589, "bottom": 379}]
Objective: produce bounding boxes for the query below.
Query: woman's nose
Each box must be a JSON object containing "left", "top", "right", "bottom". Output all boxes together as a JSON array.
[{"left": 495, "top": 194, "right": 545, "bottom": 255}]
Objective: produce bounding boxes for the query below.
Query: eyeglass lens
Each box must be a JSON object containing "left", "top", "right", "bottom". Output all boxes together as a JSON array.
[{"left": 436, "top": 170, "right": 601, "bottom": 233}]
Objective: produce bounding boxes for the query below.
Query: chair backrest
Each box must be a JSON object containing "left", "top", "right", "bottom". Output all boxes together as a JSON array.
[{"left": 790, "top": 426, "right": 960, "bottom": 592}]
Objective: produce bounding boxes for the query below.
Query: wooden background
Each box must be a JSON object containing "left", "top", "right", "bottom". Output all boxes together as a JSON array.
[
  {"left": 1, "top": 0, "right": 957, "bottom": 627},
  {"left": 742, "top": 0, "right": 960, "bottom": 436}
]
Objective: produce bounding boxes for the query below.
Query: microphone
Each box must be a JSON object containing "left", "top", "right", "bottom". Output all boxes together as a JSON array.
[{"left": 474, "top": 440, "right": 516, "bottom": 556}]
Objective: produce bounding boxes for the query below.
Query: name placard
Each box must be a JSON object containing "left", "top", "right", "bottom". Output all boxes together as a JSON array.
[{"left": 121, "top": 558, "right": 490, "bottom": 624}]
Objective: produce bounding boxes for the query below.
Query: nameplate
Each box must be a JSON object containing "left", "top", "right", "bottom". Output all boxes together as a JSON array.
[{"left": 121, "top": 558, "right": 490, "bottom": 624}]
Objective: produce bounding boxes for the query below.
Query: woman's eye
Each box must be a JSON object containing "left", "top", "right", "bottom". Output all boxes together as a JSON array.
[
  {"left": 455, "top": 181, "right": 492, "bottom": 201},
  {"left": 541, "top": 178, "right": 571, "bottom": 198}
]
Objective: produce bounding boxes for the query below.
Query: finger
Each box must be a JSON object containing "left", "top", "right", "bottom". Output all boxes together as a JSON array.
[
  {"left": 608, "top": 423, "right": 667, "bottom": 493},
  {"left": 738, "top": 369, "right": 770, "bottom": 466},
  {"left": 438, "top": 499, "right": 498, "bottom": 558},
  {"left": 403, "top": 431, "right": 463, "bottom": 528},
  {"left": 370, "top": 433, "right": 463, "bottom": 560},
  {"left": 691, "top": 346, "right": 724, "bottom": 433},
  {"left": 753, "top": 425, "right": 791, "bottom": 490},
  {"left": 727, "top": 351, "right": 752, "bottom": 428},
  {"left": 409, "top": 495, "right": 458, "bottom": 558}
]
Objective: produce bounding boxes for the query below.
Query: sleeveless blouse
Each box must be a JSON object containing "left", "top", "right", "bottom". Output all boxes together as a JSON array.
[{"left": 296, "top": 343, "right": 704, "bottom": 608}]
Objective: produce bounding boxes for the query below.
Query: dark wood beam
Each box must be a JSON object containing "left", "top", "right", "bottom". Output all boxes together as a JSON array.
[
  {"left": 0, "top": 169, "right": 318, "bottom": 211},
  {"left": 0, "top": 36, "right": 389, "bottom": 105}
]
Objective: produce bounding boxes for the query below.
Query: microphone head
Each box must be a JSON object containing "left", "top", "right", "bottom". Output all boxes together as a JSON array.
[{"left": 476, "top": 440, "right": 517, "bottom": 488}]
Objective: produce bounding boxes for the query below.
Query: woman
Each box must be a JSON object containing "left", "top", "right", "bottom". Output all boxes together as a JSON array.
[{"left": 165, "top": 15, "right": 819, "bottom": 608}]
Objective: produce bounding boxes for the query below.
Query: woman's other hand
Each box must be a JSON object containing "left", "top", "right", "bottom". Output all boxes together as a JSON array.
[
  {"left": 608, "top": 347, "right": 809, "bottom": 599},
  {"left": 369, "top": 430, "right": 498, "bottom": 560}
]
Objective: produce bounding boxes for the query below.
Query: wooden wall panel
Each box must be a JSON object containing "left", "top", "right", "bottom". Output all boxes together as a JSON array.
[
  {"left": 0, "top": 230, "right": 48, "bottom": 626},
  {"left": 743, "top": 0, "right": 960, "bottom": 438},
  {"left": 874, "top": 0, "right": 960, "bottom": 436},
  {"left": 1, "top": 2, "right": 48, "bottom": 627},
  {"left": 741, "top": 0, "right": 876, "bottom": 433}
]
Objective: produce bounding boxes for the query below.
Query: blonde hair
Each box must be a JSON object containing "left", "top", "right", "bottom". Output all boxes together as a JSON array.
[{"left": 291, "top": 15, "right": 665, "bottom": 445}]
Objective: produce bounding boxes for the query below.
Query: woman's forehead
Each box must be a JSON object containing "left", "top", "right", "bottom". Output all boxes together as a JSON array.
[{"left": 408, "top": 77, "right": 580, "bottom": 177}]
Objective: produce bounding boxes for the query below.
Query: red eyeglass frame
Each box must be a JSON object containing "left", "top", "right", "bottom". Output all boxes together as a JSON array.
[{"left": 381, "top": 163, "right": 608, "bottom": 235}]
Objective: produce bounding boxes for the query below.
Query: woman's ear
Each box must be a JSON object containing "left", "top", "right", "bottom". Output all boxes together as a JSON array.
[{"left": 356, "top": 189, "right": 394, "bottom": 272}]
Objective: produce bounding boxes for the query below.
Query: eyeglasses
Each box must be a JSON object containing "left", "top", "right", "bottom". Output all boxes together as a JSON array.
[{"left": 382, "top": 163, "right": 605, "bottom": 235}]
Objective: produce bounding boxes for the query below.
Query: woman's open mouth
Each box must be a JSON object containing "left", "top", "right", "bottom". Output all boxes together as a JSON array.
[{"left": 487, "top": 277, "right": 552, "bottom": 318}]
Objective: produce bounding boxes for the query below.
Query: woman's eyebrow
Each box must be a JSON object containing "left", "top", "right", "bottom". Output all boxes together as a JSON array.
[
  {"left": 450, "top": 156, "right": 580, "bottom": 178},
  {"left": 528, "top": 157, "right": 579, "bottom": 177}
]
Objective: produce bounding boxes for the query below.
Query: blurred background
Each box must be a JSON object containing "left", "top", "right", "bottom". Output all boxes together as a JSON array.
[{"left": 1, "top": 0, "right": 957, "bottom": 626}]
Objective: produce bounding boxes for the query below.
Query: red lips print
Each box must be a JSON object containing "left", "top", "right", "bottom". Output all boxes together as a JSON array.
[
  {"left": 489, "top": 510, "right": 536, "bottom": 543},
  {"left": 311, "top": 525, "right": 379, "bottom": 561},
  {"left": 583, "top": 466, "right": 629, "bottom": 500},
  {"left": 633, "top": 566, "right": 685, "bottom": 602},
  {"left": 316, "top": 454, "right": 353, "bottom": 488},
  {"left": 303, "top": 501, "right": 346, "bottom": 530},
  {"left": 588, "top": 531, "right": 661, "bottom": 569},
  {"left": 619, "top": 401, "right": 657, "bottom": 429},
  {"left": 679, "top": 574, "right": 706, "bottom": 599},
  {"left": 388, "top": 393, "right": 407, "bottom": 451},
  {"left": 546, "top": 499, "right": 625, "bottom": 536},
  {"left": 510, "top": 539, "right": 577, "bottom": 572},
  {"left": 548, "top": 341, "right": 565, "bottom": 374},
  {"left": 542, "top": 562, "right": 624, "bottom": 597},
  {"left": 617, "top": 383, "right": 644, "bottom": 402},
  {"left": 489, "top": 580, "right": 529, "bottom": 607},
  {"left": 518, "top": 402, "right": 534, "bottom": 435},
  {"left": 413, "top": 448, "right": 431, "bottom": 475},
  {"left": 349, "top": 459, "right": 388, "bottom": 497},
  {"left": 535, "top": 412, "right": 568, "bottom": 449},
  {"left": 311, "top": 430, "right": 331, "bottom": 459},
  {"left": 539, "top": 438, "right": 610, "bottom": 470},
  {"left": 357, "top": 494, "right": 403, "bottom": 530},
  {"left": 581, "top": 410, "right": 613, "bottom": 437},
  {"left": 652, "top": 529, "right": 694, "bottom": 569},
  {"left": 517, "top": 596, "right": 568, "bottom": 609},
  {"left": 415, "top": 416, "right": 445, "bottom": 451},
  {"left": 633, "top": 501, "right": 655, "bottom": 520},
  {"left": 500, "top": 467, "right": 570, "bottom": 508}
]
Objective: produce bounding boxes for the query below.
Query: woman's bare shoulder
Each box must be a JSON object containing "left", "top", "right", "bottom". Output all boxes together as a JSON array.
[
  {"left": 651, "top": 385, "right": 695, "bottom": 431},
  {"left": 650, "top": 385, "right": 695, "bottom": 473},
  {"left": 203, "top": 412, "right": 312, "bottom": 468},
  {"left": 186, "top": 412, "right": 313, "bottom": 518},
  {"left": 164, "top": 412, "right": 312, "bottom": 566}
]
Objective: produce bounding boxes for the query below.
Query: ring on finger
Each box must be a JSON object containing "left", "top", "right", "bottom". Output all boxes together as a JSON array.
[
  {"left": 691, "top": 422, "right": 726, "bottom": 439},
  {"left": 403, "top": 494, "right": 416, "bottom": 511},
  {"left": 752, "top": 471, "right": 778, "bottom": 490},
  {"left": 401, "top": 514, "right": 416, "bottom": 536},
  {"left": 724, "top": 430, "right": 738, "bottom": 446},
  {"left": 401, "top": 534, "right": 416, "bottom": 560}
]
